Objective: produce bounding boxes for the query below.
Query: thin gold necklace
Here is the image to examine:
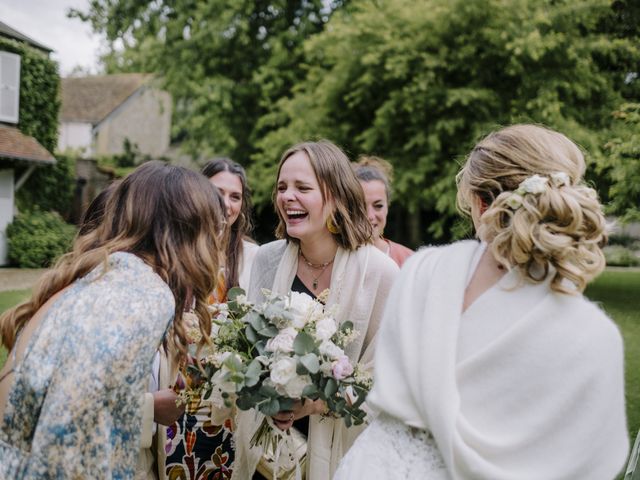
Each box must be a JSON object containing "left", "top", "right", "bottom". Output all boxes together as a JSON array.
[{"left": 300, "top": 251, "right": 334, "bottom": 290}]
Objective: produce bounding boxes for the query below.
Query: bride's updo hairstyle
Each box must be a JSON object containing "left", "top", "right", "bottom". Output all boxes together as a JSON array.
[{"left": 456, "top": 124, "right": 607, "bottom": 293}]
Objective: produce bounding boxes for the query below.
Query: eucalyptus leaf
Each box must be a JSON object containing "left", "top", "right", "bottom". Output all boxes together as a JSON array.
[
  {"left": 261, "top": 398, "right": 281, "bottom": 417},
  {"left": 293, "top": 331, "right": 317, "bottom": 355},
  {"left": 236, "top": 395, "right": 255, "bottom": 411},
  {"left": 279, "top": 397, "right": 295, "bottom": 411},
  {"left": 255, "top": 340, "right": 267, "bottom": 356},
  {"left": 245, "top": 324, "right": 258, "bottom": 344},
  {"left": 259, "top": 384, "right": 279, "bottom": 398},
  {"left": 299, "top": 353, "right": 320, "bottom": 374},
  {"left": 244, "top": 359, "right": 263, "bottom": 387},
  {"left": 246, "top": 312, "right": 266, "bottom": 331},
  {"left": 228, "top": 287, "right": 246, "bottom": 301},
  {"left": 324, "top": 378, "right": 338, "bottom": 397},
  {"left": 258, "top": 325, "right": 279, "bottom": 338},
  {"left": 340, "top": 321, "right": 354, "bottom": 332},
  {"left": 302, "top": 384, "right": 319, "bottom": 398}
]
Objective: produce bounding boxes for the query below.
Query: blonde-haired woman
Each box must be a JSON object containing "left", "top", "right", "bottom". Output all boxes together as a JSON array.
[
  {"left": 0, "top": 162, "right": 224, "bottom": 478},
  {"left": 232, "top": 140, "right": 399, "bottom": 479},
  {"left": 354, "top": 156, "right": 413, "bottom": 266},
  {"left": 335, "top": 124, "right": 629, "bottom": 479}
]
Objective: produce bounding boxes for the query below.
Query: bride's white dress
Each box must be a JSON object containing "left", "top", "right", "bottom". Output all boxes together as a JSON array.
[{"left": 334, "top": 413, "right": 448, "bottom": 479}]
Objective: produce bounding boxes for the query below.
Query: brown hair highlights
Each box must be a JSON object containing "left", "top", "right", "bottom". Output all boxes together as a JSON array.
[
  {"left": 1, "top": 161, "right": 224, "bottom": 360},
  {"left": 273, "top": 140, "right": 373, "bottom": 250}
]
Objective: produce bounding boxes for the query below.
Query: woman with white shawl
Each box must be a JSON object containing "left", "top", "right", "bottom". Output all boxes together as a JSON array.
[
  {"left": 232, "top": 140, "right": 398, "bottom": 479},
  {"left": 335, "top": 124, "right": 629, "bottom": 479}
]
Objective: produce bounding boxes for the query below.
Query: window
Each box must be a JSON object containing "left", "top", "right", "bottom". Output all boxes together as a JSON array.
[{"left": 0, "top": 51, "right": 21, "bottom": 124}]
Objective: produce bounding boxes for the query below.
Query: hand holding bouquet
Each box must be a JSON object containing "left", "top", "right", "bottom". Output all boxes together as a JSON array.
[{"left": 186, "top": 287, "right": 372, "bottom": 430}]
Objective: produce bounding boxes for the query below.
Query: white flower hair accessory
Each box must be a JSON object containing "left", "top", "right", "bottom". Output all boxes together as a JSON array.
[
  {"left": 505, "top": 172, "right": 570, "bottom": 210},
  {"left": 519, "top": 174, "right": 548, "bottom": 194},
  {"left": 550, "top": 171, "right": 570, "bottom": 187}
]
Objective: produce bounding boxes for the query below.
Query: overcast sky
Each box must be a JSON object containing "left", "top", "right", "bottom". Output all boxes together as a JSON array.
[{"left": 2, "top": 0, "right": 103, "bottom": 76}]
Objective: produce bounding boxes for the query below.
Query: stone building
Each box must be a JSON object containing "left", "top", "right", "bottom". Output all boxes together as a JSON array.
[{"left": 58, "top": 73, "right": 172, "bottom": 158}]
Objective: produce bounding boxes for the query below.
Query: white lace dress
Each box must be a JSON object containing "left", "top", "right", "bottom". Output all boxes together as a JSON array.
[{"left": 333, "top": 413, "right": 449, "bottom": 479}]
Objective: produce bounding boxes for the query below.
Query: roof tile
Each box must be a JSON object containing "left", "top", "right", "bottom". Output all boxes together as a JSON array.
[
  {"left": 0, "top": 125, "right": 55, "bottom": 163},
  {"left": 60, "top": 73, "right": 152, "bottom": 124}
]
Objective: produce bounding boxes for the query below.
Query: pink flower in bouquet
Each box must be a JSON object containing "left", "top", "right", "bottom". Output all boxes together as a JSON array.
[{"left": 332, "top": 355, "right": 354, "bottom": 380}]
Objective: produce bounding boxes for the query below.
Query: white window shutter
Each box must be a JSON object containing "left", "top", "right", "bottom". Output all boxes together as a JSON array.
[{"left": 0, "top": 51, "right": 21, "bottom": 124}]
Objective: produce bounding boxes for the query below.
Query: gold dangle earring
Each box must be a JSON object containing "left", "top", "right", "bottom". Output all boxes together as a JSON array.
[{"left": 326, "top": 214, "right": 339, "bottom": 234}]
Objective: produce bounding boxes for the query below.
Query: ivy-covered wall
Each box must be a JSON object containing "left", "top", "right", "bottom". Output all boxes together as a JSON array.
[
  {"left": 0, "top": 37, "right": 74, "bottom": 215},
  {"left": 0, "top": 37, "right": 60, "bottom": 152}
]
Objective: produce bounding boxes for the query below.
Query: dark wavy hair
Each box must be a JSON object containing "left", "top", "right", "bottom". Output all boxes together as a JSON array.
[{"left": 201, "top": 157, "right": 254, "bottom": 290}]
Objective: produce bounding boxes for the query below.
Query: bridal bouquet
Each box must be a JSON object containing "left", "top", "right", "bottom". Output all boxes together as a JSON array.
[{"left": 184, "top": 287, "right": 372, "bottom": 430}]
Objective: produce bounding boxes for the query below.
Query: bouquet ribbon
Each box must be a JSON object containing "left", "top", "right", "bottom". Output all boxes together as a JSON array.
[{"left": 254, "top": 415, "right": 303, "bottom": 480}]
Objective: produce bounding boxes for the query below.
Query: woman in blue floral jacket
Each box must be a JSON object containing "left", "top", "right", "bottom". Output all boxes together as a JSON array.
[{"left": 0, "top": 161, "right": 225, "bottom": 479}]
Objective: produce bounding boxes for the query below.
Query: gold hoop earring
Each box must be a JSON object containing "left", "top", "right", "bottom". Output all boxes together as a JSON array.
[{"left": 326, "top": 216, "right": 339, "bottom": 234}]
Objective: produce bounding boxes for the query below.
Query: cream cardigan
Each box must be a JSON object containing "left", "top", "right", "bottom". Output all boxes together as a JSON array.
[
  {"left": 367, "top": 240, "right": 629, "bottom": 479},
  {"left": 232, "top": 239, "right": 398, "bottom": 480}
]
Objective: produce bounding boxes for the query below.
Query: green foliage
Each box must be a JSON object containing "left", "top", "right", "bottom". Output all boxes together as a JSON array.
[
  {"left": 603, "top": 245, "right": 640, "bottom": 267},
  {"left": 0, "top": 37, "right": 69, "bottom": 216},
  {"left": 96, "top": 138, "right": 153, "bottom": 177},
  {"left": 251, "top": 0, "right": 640, "bottom": 240},
  {"left": 602, "top": 103, "right": 640, "bottom": 222},
  {"left": 72, "top": 0, "right": 345, "bottom": 163},
  {"left": 15, "top": 153, "right": 76, "bottom": 217},
  {"left": 76, "top": 0, "right": 640, "bottom": 243},
  {"left": 7, "top": 210, "right": 77, "bottom": 268},
  {"left": 0, "top": 37, "right": 60, "bottom": 153}
]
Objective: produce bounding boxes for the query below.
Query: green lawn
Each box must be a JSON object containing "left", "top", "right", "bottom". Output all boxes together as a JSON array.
[
  {"left": 585, "top": 269, "right": 640, "bottom": 445},
  {"left": 0, "top": 273, "right": 638, "bottom": 442},
  {"left": 0, "top": 289, "right": 30, "bottom": 368}
]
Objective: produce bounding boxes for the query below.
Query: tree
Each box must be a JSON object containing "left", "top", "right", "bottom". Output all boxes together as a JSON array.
[
  {"left": 602, "top": 103, "right": 640, "bottom": 222},
  {"left": 72, "top": 0, "right": 346, "bottom": 163},
  {"left": 251, "top": 0, "right": 640, "bottom": 242}
]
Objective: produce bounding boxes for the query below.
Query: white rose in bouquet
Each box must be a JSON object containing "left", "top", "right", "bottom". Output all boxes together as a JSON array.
[
  {"left": 284, "top": 374, "right": 312, "bottom": 398},
  {"left": 288, "top": 291, "right": 322, "bottom": 328},
  {"left": 265, "top": 327, "right": 297, "bottom": 353},
  {"left": 315, "top": 316, "right": 338, "bottom": 341},
  {"left": 270, "top": 357, "right": 298, "bottom": 386},
  {"left": 319, "top": 340, "right": 344, "bottom": 360}
]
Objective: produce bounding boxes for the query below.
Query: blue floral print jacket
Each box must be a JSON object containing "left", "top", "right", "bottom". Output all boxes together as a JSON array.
[{"left": 0, "top": 252, "right": 175, "bottom": 479}]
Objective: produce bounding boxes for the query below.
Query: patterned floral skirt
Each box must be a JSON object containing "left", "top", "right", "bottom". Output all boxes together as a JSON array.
[{"left": 164, "top": 396, "right": 235, "bottom": 480}]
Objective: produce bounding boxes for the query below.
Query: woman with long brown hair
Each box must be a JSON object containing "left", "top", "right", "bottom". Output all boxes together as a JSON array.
[
  {"left": 202, "top": 157, "right": 257, "bottom": 291},
  {"left": 0, "top": 161, "right": 224, "bottom": 479},
  {"left": 159, "top": 158, "right": 257, "bottom": 480},
  {"left": 233, "top": 140, "right": 399, "bottom": 480}
]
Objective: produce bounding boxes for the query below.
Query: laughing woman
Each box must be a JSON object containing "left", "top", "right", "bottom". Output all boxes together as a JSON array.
[{"left": 232, "top": 140, "right": 399, "bottom": 480}]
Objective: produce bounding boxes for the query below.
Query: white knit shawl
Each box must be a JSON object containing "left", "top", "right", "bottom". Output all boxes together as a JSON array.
[
  {"left": 232, "top": 240, "right": 398, "bottom": 480},
  {"left": 367, "top": 240, "right": 629, "bottom": 479}
]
